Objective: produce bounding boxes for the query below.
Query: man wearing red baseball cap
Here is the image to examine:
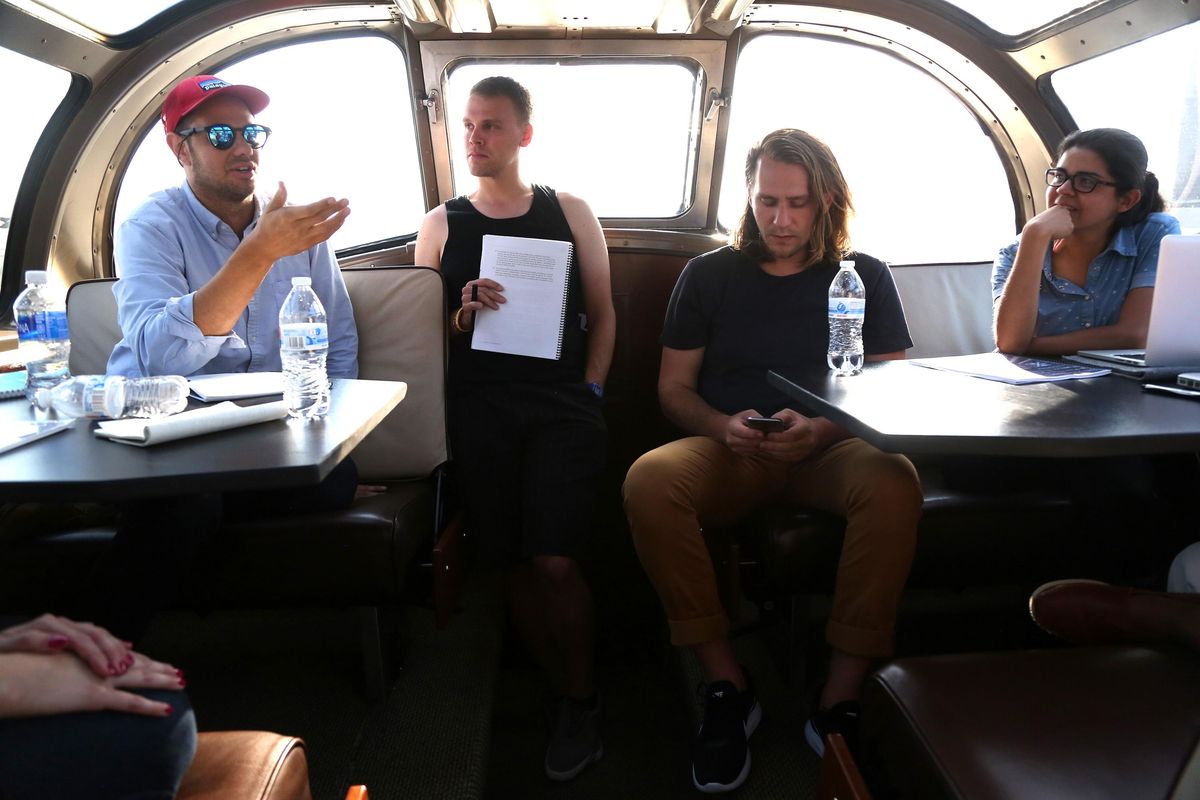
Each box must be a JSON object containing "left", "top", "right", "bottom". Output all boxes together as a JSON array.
[
  {"left": 108, "top": 73, "right": 357, "bottom": 379},
  {"left": 87, "top": 74, "right": 362, "bottom": 642}
]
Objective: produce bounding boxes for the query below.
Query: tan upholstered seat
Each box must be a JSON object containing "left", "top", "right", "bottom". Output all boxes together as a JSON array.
[{"left": 180, "top": 731, "right": 312, "bottom": 800}]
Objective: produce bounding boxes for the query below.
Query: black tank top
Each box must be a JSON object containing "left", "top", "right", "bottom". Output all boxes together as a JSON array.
[{"left": 442, "top": 185, "right": 588, "bottom": 385}]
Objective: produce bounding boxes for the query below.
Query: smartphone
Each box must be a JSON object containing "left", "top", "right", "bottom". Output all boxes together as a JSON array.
[{"left": 745, "top": 416, "right": 786, "bottom": 432}]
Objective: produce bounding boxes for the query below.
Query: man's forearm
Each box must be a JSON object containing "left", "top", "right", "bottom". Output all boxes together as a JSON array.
[
  {"left": 660, "top": 386, "right": 730, "bottom": 441},
  {"left": 192, "top": 240, "right": 275, "bottom": 335}
]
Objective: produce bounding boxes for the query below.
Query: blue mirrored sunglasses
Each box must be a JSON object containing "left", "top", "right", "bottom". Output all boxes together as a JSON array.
[{"left": 176, "top": 124, "right": 271, "bottom": 150}]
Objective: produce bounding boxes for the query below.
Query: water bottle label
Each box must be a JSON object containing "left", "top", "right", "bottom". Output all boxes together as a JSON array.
[
  {"left": 16, "top": 313, "right": 38, "bottom": 342},
  {"left": 280, "top": 322, "right": 329, "bottom": 351},
  {"left": 81, "top": 376, "right": 109, "bottom": 416},
  {"left": 828, "top": 298, "right": 865, "bottom": 318},
  {"left": 39, "top": 310, "right": 70, "bottom": 341}
]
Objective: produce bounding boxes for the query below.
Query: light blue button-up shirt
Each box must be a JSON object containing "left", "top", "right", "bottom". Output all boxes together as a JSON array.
[
  {"left": 991, "top": 212, "right": 1181, "bottom": 337},
  {"left": 107, "top": 182, "right": 358, "bottom": 378}
]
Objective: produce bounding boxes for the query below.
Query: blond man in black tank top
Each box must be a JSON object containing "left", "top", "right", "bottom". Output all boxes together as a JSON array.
[{"left": 415, "top": 77, "right": 614, "bottom": 782}]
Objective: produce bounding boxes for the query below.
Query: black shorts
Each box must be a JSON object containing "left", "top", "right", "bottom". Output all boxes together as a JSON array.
[{"left": 449, "top": 381, "right": 607, "bottom": 562}]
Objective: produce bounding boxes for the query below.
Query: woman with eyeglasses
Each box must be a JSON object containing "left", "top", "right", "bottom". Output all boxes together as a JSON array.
[{"left": 992, "top": 127, "right": 1180, "bottom": 355}]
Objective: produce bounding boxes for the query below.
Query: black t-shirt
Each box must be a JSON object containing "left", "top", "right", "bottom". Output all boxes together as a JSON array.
[
  {"left": 661, "top": 246, "right": 912, "bottom": 416},
  {"left": 441, "top": 185, "right": 588, "bottom": 385}
]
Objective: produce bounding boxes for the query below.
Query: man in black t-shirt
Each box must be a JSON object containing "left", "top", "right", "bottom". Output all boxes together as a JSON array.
[{"left": 623, "top": 129, "right": 922, "bottom": 792}]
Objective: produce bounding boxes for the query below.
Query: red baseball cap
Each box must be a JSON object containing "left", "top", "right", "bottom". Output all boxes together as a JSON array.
[{"left": 161, "top": 75, "right": 270, "bottom": 133}]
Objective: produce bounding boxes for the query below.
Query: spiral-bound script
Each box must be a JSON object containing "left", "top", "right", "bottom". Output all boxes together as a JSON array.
[{"left": 471, "top": 234, "right": 574, "bottom": 360}]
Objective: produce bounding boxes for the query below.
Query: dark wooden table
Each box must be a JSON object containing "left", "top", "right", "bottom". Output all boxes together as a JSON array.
[
  {"left": 0, "top": 378, "right": 406, "bottom": 500},
  {"left": 768, "top": 362, "right": 1200, "bottom": 457}
]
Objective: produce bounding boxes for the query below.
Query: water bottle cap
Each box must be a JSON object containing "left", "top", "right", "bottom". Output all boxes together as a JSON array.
[
  {"left": 103, "top": 377, "right": 126, "bottom": 419},
  {"left": 839, "top": 260, "right": 855, "bottom": 269},
  {"left": 25, "top": 270, "right": 48, "bottom": 284},
  {"left": 291, "top": 277, "right": 313, "bottom": 286}
]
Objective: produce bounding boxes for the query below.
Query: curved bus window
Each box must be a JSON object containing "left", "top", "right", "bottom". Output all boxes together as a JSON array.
[
  {"left": 26, "top": 0, "right": 184, "bottom": 35},
  {"left": 0, "top": 47, "right": 70, "bottom": 284},
  {"left": 444, "top": 61, "right": 702, "bottom": 218},
  {"left": 719, "top": 34, "right": 1014, "bottom": 265},
  {"left": 941, "top": 1, "right": 1095, "bottom": 37},
  {"left": 1052, "top": 21, "right": 1200, "bottom": 233},
  {"left": 117, "top": 36, "right": 424, "bottom": 252}
]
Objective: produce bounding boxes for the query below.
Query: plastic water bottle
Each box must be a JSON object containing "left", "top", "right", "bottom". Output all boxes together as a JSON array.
[
  {"left": 35, "top": 375, "right": 189, "bottom": 418},
  {"left": 13, "top": 270, "right": 71, "bottom": 403},
  {"left": 278, "top": 276, "right": 330, "bottom": 420},
  {"left": 827, "top": 260, "right": 866, "bottom": 376}
]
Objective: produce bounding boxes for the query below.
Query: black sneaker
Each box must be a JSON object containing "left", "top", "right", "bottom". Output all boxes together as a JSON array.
[
  {"left": 803, "top": 700, "right": 860, "bottom": 758},
  {"left": 545, "top": 695, "right": 603, "bottom": 781},
  {"left": 691, "top": 676, "right": 762, "bottom": 793}
]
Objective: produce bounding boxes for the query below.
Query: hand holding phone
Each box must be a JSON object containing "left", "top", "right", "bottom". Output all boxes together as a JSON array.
[{"left": 745, "top": 415, "right": 786, "bottom": 432}]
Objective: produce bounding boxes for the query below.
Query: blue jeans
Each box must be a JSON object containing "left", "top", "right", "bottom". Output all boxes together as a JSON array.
[{"left": 0, "top": 689, "right": 196, "bottom": 800}]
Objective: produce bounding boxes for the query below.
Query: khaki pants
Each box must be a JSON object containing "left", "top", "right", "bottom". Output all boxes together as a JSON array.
[{"left": 623, "top": 436, "right": 922, "bottom": 658}]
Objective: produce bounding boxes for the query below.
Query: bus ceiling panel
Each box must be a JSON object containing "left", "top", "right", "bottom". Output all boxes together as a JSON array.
[
  {"left": 1010, "top": 0, "right": 1200, "bottom": 77},
  {"left": 0, "top": 3, "right": 117, "bottom": 77},
  {"left": 398, "top": 0, "right": 754, "bottom": 35},
  {"left": 16, "top": 0, "right": 184, "bottom": 38}
]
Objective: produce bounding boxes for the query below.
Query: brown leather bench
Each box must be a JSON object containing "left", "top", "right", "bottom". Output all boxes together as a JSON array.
[
  {"left": 182, "top": 732, "right": 313, "bottom": 800},
  {"left": 860, "top": 645, "right": 1200, "bottom": 799},
  {"left": 181, "top": 731, "right": 371, "bottom": 800}
]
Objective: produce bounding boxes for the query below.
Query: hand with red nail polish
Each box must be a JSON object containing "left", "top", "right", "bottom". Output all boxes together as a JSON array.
[
  {"left": 0, "top": 614, "right": 133, "bottom": 678},
  {"left": 0, "top": 616, "right": 185, "bottom": 719},
  {"left": 0, "top": 649, "right": 185, "bottom": 720}
]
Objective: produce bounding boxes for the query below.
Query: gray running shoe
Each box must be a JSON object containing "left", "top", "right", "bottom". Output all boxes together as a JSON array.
[{"left": 544, "top": 695, "right": 603, "bottom": 781}]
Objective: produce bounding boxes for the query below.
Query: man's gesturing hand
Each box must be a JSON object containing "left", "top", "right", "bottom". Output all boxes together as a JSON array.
[{"left": 246, "top": 182, "right": 350, "bottom": 261}]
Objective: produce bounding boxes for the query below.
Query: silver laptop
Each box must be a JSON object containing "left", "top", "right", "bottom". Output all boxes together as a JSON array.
[{"left": 1074, "top": 234, "right": 1200, "bottom": 367}]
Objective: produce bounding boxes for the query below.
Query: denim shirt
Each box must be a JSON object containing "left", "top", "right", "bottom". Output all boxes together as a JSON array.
[
  {"left": 107, "top": 182, "right": 358, "bottom": 379},
  {"left": 991, "top": 212, "right": 1180, "bottom": 337}
]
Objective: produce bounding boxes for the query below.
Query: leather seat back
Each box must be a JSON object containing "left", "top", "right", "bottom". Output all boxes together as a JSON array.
[
  {"left": 341, "top": 266, "right": 448, "bottom": 481},
  {"left": 65, "top": 278, "right": 121, "bottom": 375}
]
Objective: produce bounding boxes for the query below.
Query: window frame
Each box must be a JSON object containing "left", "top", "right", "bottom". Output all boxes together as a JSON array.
[{"left": 418, "top": 39, "right": 725, "bottom": 229}]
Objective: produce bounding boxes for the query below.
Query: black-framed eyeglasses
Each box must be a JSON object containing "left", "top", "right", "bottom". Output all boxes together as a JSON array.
[
  {"left": 176, "top": 124, "right": 272, "bottom": 150},
  {"left": 1045, "top": 167, "right": 1118, "bottom": 194}
]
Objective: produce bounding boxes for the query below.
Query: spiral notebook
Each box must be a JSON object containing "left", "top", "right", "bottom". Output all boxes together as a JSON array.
[
  {"left": 0, "top": 370, "right": 28, "bottom": 400},
  {"left": 471, "top": 234, "right": 573, "bottom": 361}
]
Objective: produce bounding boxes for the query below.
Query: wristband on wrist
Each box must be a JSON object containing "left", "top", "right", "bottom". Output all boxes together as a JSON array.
[{"left": 586, "top": 381, "right": 604, "bottom": 398}]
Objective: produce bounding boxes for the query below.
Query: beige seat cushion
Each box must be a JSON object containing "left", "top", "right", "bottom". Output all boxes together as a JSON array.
[{"left": 179, "top": 731, "right": 312, "bottom": 800}]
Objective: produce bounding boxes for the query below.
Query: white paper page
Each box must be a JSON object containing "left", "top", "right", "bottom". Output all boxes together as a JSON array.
[
  {"left": 94, "top": 401, "right": 288, "bottom": 446},
  {"left": 471, "top": 234, "right": 572, "bottom": 361},
  {"left": 189, "top": 372, "right": 284, "bottom": 401},
  {"left": 0, "top": 419, "right": 73, "bottom": 455},
  {"left": 909, "top": 353, "right": 1110, "bottom": 384}
]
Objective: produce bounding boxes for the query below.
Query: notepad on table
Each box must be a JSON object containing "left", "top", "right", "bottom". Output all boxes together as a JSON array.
[
  {"left": 0, "top": 418, "right": 73, "bottom": 455},
  {"left": 188, "top": 371, "right": 284, "bottom": 401},
  {"left": 909, "top": 353, "right": 1111, "bottom": 384},
  {"left": 0, "top": 370, "right": 28, "bottom": 400},
  {"left": 94, "top": 400, "right": 288, "bottom": 446},
  {"left": 471, "top": 234, "right": 573, "bottom": 361}
]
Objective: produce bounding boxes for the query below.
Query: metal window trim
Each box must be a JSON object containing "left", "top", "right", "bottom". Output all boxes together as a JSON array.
[{"left": 419, "top": 38, "right": 726, "bottom": 228}]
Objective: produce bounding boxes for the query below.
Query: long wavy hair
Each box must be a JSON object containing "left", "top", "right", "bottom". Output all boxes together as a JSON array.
[{"left": 730, "top": 128, "right": 853, "bottom": 268}]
